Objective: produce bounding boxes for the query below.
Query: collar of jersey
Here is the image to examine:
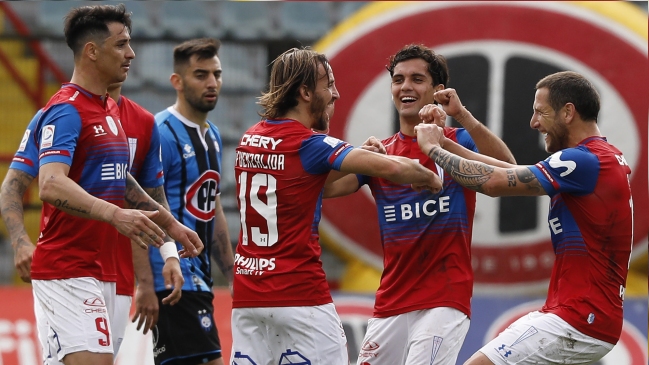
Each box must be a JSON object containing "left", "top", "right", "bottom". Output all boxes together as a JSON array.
[
  {"left": 167, "top": 106, "right": 211, "bottom": 137},
  {"left": 61, "top": 83, "right": 109, "bottom": 107},
  {"left": 398, "top": 131, "right": 417, "bottom": 142},
  {"left": 265, "top": 118, "right": 299, "bottom": 125}
]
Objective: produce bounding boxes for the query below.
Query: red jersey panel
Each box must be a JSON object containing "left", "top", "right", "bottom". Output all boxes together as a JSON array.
[
  {"left": 232, "top": 119, "right": 353, "bottom": 308},
  {"left": 113, "top": 96, "right": 162, "bottom": 296},
  {"left": 31, "top": 84, "right": 128, "bottom": 282}
]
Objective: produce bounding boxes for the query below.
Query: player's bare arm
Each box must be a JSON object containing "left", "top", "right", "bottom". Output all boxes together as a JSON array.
[
  {"left": 431, "top": 89, "right": 517, "bottom": 164},
  {"left": 125, "top": 173, "right": 203, "bottom": 256},
  {"left": 415, "top": 123, "right": 545, "bottom": 197},
  {"left": 39, "top": 162, "right": 166, "bottom": 249},
  {"left": 323, "top": 174, "right": 359, "bottom": 199},
  {"left": 0, "top": 168, "right": 36, "bottom": 282},
  {"left": 339, "top": 148, "right": 442, "bottom": 193},
  {"left": 210, "top": 195, "right": 234, "bottom": 295}
]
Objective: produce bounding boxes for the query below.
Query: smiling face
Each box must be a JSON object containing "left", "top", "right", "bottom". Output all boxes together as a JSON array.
[
  {"left": 391, "top": 58, "right": 441, "bottom": 124},
  {"left": 310, "top": 62, "right": 340, "bottom": 132},
  {"left": 531, "top": 87, "right": 569, "bottom": 153},
  {"left": 179, "top": 54, "right": 223, "bottom": 113},
  {"left": 96, "top": 21, "right": 135, "bottom": 85}
]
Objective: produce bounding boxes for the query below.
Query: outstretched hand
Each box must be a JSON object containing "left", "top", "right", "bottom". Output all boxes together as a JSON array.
[
  {"left": 112, "top": 209, "right": 165, "bottom": 249},
  {"left": 165, "top": 220, "right": 204, "bottom": 258}
]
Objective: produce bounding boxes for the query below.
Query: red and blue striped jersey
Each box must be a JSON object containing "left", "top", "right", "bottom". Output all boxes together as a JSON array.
[
  {"left": 31, "top": 84, "right": 128, "bottom": 282},
  {"left": 232, "top": 119, "right": 353, "bottom": 308},
  {"left": 360, "top": 127, "right": 478, "bottom": 318},
  {"left": 530, "top": 136, "right": 633, "bottom": 344}
]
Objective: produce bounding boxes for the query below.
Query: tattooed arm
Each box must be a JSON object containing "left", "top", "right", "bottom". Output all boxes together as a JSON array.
[
  {"left": 0, "top": 169, "right": 35, "bottom": 282},
  {"left": 38, "top": 162, "right": 165, "bottom": 249},
  {"left": 211, "top": 195, "right": 234, "bottom": 295},
  {"left": 124, "top": 174, "right": 203, "bottom": 256},
  {"left": 414, "top": 124, "right": 546, "bottom": 197}
]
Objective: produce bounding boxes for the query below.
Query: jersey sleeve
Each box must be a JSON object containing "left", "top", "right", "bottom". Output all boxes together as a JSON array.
[
  {"left": 529, "top": 147, "right": 599, "bottom": 196},
  {"left": 454, "top": 128, "right": 479, "bottom": 153},
  {"left": 10, "top": 110, "right": 43, "bottom": 177},
  {"left": 37, "top": 104, "right": 82, "bottom": 167},
  {"left": 158, "top": 128, "right": 179, "bottom": 182},
  {"left": 136, "top": 121, "right": 164, "bottom": 188},
  {"left": 299, "top": 134, "right": 354, "bottom": 174}
]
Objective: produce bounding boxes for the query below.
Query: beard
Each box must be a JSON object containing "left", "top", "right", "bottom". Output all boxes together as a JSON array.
[
  {"left": 310, "top": 93, "right": 330, "bottom": 132},
  {"left": 186, "top": 92, "right": 218, "bottom": 113},
  {"left": 545, "top": 117, "right": 570, "bottom": 153}
]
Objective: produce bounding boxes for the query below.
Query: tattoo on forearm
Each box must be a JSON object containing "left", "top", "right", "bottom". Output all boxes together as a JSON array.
[
  {"left": 53, "top": 199, "right": 89, "bottom": 214},
  {"left": 428, "top": 147, "right": 493, "bottom": 193},
  {"left": 506, "top": 170, "right": 516, "bottom": 187},
  {"left": 1, "top": 172, "right": 32, "bottom": 244},
  {"left": 125, "top": 175, "right": 158, "bottom": 211},
  {"left": 211, "top": 231, "right": 234, "bottom": 281},
  {"left": 516, "top": 168, "right": 544, "bottom": 193}
]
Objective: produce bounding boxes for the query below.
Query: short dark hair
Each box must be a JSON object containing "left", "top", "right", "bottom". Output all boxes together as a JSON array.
[
  {"left": 387, "top": 44, "right": 449, "bottom": 87},
  {"left": 173, "top": 38, "right": 221, "bottom": 74},
  {"left": 536, "top": 71, "right": 600, "bottom": 122},
  {"left": 258, "top": 47, "right": 330, "bottom": 119},
  {"left": 64, "top": 4, "right": 132, "bottom": 57}
]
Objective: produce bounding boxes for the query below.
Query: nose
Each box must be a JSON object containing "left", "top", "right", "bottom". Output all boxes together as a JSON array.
[
  {"left": 530, "top": 115, "right": 539, "bottom": 130},
  {"left": 331, "top": 84, "right": 340, "bottom": 100},
  {"left": 126, "top": 44, "right": 135, "bottom": 60}
]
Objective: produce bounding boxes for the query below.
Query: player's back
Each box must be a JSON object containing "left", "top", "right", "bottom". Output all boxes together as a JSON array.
[{"left": 233, "top": 119, "right": 351, "bottom": 308}]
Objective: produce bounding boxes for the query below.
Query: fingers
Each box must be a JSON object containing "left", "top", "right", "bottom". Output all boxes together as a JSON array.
[{"left": 161, "top": 272, "right": 183, "bottom": 306}]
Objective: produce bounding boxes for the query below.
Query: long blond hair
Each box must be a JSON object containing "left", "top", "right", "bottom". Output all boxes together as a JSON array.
[{"left": 258, "top": 47, "right": 330, "bottom": 119}]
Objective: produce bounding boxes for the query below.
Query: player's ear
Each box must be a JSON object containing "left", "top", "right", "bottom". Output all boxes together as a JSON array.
[
  {"left": 170, "top": 73, "right": 183, "bottom": 92},
  {"left": 299, "top": 85, "right": 311, "bottom": 101},
  {"left": 563, "top": 102, "right": 576, "bottom": 124},
  {"left": 85, "top": 41, "right": 98, "bottom": 61}
]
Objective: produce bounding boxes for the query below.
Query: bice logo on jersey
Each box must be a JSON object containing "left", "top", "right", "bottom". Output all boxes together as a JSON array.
[
  {"left": 185, "top": 170, "right": 220, "bottom": 221},
  {"left": 101, "top": 163, "right": 128, "bottom": 180}
]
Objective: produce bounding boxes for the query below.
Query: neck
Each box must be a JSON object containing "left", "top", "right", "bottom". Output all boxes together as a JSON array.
[
  {"left": 174, "top": 99, "right": 207, "bottom": 126},
  {"left": 399, "top": 116, "right": 419, "bottom": 137},
  {"left": 283, "top": 107, "right": 314, "bottom": 130},
  {"left": 69, "top": 64, "right": 110, "bottom": 96},
  {"left": 569, "top": 121, "right": 602, "bottom": 147}
]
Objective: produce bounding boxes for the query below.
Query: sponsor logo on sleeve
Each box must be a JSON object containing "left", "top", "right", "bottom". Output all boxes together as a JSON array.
[
  {"left": 18, "top": 129, "right": 30, "bottom": 152},
  {"left": 40, "top": 125, "right": 55, "bottom": 149}
]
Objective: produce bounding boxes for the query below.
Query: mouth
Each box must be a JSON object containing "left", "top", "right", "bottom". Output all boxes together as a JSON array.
[
  {"left": 400, "top": 96, "right": 417, "bottom": 106},
  {"left": 204, "top": 93, "right": 218, "bottom": 101}
]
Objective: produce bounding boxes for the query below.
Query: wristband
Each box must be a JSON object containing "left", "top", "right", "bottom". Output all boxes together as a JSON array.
[{"left": 160, "top": 241, "right": 179, "bottom": 261}]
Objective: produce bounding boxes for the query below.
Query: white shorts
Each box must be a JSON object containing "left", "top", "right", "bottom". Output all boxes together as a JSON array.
[
  {"left": 357, "top": 307, "right": 470, "bottom": 365},
  {"left": 112, "top": 294, "right": 132, "bottom": 356},
  {"left": 33, "top": 278, "right": 116, "bottom": 362},
  {"left": 479, "top": 311, "right": 614, "bottom": 365},
  {"left": 231, "top": 303, "right": 349, "bottom": 365}
]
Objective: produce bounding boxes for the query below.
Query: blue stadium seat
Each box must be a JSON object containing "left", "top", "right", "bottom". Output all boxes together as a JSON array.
[
  {"left": 159, "top": 1, "right": 210, "bottom": 39},
  {"left": 135, "top": 42, "right": 175, "bottom": 89},
  {"left": 220, "top": 2, "right": 280, "bottom": 40},
  {"left": 219, "top": 42, "right": 266, "bottom": 92},
  {"left": 102, "top": 1, "right": 163, "bottom": 38},
  {"left": 36, "top": 1, "right": 72, "bottom": 35},
  {"left": 279, "top": 2, "right": 332, "bottom": 41}
]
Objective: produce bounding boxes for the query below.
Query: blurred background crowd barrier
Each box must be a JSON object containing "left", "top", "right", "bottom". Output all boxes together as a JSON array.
[{"left": 0, "top": 2, "right": 645, "bottom": 364}]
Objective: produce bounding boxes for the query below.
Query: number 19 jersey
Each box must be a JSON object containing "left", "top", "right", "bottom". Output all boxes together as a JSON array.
[{"left": 233, "top": 119, "right": 353, "bottom": 308}]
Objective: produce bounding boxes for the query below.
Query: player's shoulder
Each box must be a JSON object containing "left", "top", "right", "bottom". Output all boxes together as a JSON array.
[{"left": 120, "top": 95, "right": 155, "bottom": 120}]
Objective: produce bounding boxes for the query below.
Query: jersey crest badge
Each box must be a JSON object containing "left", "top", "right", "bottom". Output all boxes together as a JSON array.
[{"left": 105, "top": 116, "right": 119, "bottom": 136}]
